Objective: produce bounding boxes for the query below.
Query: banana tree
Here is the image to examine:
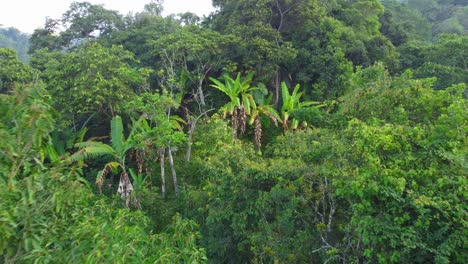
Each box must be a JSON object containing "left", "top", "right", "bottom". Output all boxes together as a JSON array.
[
  {"left": 70, "top": 115, "right": 135, "bottom": 206},
  {"left": 131, "top": 114, "right": 186, "bottom": 198},
  {"left": 126, "top": 92, "right": 187, "bottom": 198},
  {"left": 280, "top": 82, "right": 321, "bottom": 131},
  {"left": 249, "top": 93, "right": 281, "bottom": 150},
  {"left": 209, "top": 72, "right": 257, "bottom": 137}
]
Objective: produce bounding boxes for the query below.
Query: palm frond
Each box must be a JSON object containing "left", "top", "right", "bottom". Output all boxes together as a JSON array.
[
  {"left": 75, "top": 127, "right": 88, "bottom": 143},
  {"left": 96, "top": 161, "right": 121, "bottom": 193},
  {"left": 261, "top": 105, "right": 281, "bottom": 125},
  {"left": 281, "top": 82, "right": 292, "bottom": 112},
  {"left": 111, "top": 115, "right": 125, "bottom": 154},
  {"left": 292, "top": 84, "right": 301, "bottom": 97},
  {"left": 209, "top": 77, "right": 228, "bottom": 94},
  {"left": 249, "top": 110, "right": 259, "bottom": 125},
  {"left": 69, "top": 142, "right": 116, "bottom": 162},
  {"left": 243, "top": 96, "right": 251, "bottom": 115},
  {"left": 170, "top": 115, "right": 187, "bottom": 130},
  {"left": 299, "top": 101, "right": 322, "bottom": 107}
]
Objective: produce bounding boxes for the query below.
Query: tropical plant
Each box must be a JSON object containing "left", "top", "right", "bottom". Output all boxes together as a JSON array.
[
  {"left": 126, "top": 92, "right": 187, "bottom": 198},
  {"left": 0, "top": 48, "right": 37, "bottom": 93},
  {"left": 249, "top": 93, "right": 281, "bottom": 150},
  {"left": 41, "top": 42, "right": 151, "bottom": 130},
  {"left": 280, "top": 82, "right": 321, "bottom": 131},
  {"left": 70, "top": 115, "right": 135, "bottom": 205},
  {"left": 209, "top": 72, "right": 257, "bottom": 137}
]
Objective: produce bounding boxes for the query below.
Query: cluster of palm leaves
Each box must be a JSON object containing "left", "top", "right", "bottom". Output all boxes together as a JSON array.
[
  {"left": 210, "top": 73, "right": 321, "bottom": 149},
  {"left": 280, "top": 82, "right": 321, "bottom": 130},
  {"left": 209, "top": 73, "right": 257, "bottom": 138},
  {"left": 69, "top": 108, "right": 186, "bottom": 203},
  {"left": 70, "top": 116, "right": 136, "bottom": 205}
]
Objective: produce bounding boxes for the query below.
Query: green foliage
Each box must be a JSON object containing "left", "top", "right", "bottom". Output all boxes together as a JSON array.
[
  {"left": 0, "top": 48, "right": 37, "bottom": 93},
  {"left": 414, "top": 62, "right": 467, "bottom": 90},
  {"left": 210, "top": 0, "right": 299, "bottom": 91},
  {"left": 1, "top": 170, "right": 206, "bottom": 263},
  {"left": 126, "top": 92, "right": 187, "bottom": 149},
  {"left": 29, "top": 18, "right": 62, "bottom": 54},
  {"left": 189, "top": 114, "right": 235, "bottom": 159},
  {"left": 61, "top": 1, "right": 123, "bottom": 40},
  {"left": 336, "top": 64, "right": 467, "bottom": 262},
  {"left": 210, "top": 73, "right": 257, "bottom": 116},
  {"left": 42, "top": 42, "right": 150, "bottom": 129},
  {"left": 280, "top": 82, "right": 322, "bottom": 130},
  {"left": 29, "top": 2, "right": 124, "bottom": 51},
  {"left": 0, "top": 77, "right": 206, "bottom": 263},
  {"left": 2, "top": 1, "right": 467, "bottom": 263},
  {"left": 399, "top": 34, "right": 467, "bottom": 89},
  {"left": 183, "top": 121, "right": 343, "bottom": 263},
  {"left": 290, "top": 16, "right": 355, "bottom": 99},
  {"left": 183, "top": 65, "right": 466, "bottom": 262},
  {"left": 336, "top": 118, "right": 466, "bottom": 262},
  {"left": 71, "top": 115, "right": 138, "bottom": 199},
  {"left": 407, "top": 0, "right": 468, "bottom": 36},
  {"left": 106, "top": 7, "right": 175, "bottom": 68},
  {"left": 381, "top": 0, "right": 432, "bottom": 43},
  {"left": 0, "top": 83, "right": 55, "bottom": 179},
  {"left": 209, "top": 72, "right": 260, "bottom": 138},
  {"left": 150, "top": 25, "right": 235, "bottom": 101},
  {"left": 336, "top": 0, "right": 385, "bottom": 38}
]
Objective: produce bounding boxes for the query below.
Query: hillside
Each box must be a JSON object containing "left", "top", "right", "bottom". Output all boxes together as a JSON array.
[{"left": 1, "top": 1, "right": 466, "bottom": 263}]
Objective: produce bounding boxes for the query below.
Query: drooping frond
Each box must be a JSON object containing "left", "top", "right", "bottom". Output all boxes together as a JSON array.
[
  {"left": 261, "top": 105, "right": 281, "bottom": 126},
  {"left": 220, "top": 101, "right": 238, "bottom": 117},
  {"left": 170, "top": 115, "right": 187, "bottom": 131},
  {"left": 299, "top": 101, "right": 323, "bottom": 107},
  {"left": 96, "top": 161, "right": 121, "bottom": 193},
  {"left": 69, "top": 141, "right": 116, "bottom": 162},
  {"left": 210, "top": 74, "right": 239, "bottom": 102}
]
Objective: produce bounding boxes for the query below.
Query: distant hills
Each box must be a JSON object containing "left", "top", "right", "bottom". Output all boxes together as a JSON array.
[{"left": 382, "top": 0, "right": 468, "bottom": 38}]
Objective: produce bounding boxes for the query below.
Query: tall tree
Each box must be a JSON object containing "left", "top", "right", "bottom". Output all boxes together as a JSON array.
[
  {"left": 151, "top": 25, "right": 236, "bottom": 110},
  {"left": 0, "top": 48, "right": 37, "bottom": 93},
  {"left": 60, "top": 1, "right": 124, "bottom": 47},
  {"left": 42, "top": 42, "right": 150, "bottom": 131}
]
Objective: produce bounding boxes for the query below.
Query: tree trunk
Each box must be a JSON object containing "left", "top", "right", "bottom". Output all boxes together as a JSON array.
[
  {"left": 198, "top": 66, "right": 212, "bottom": 108},
  {"left": 167, "top": 146, "right": 178, "bottom": 196},
  {"left": 117, "top": 170, "right": 134, "bottom": 207},
  {"left": 274, "top": 69, "right": 280, "bottom": 108},
  {"left": 197, "top": 77, "right": 206, "bottom": 107},
  {"left": 159, "top": 148, "right": 166, "bottom": 198},
  {"left": 186, "top": 119, "right": 196, "bottom": 161}
]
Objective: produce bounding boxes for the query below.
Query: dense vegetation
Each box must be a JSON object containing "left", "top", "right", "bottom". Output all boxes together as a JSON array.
[{"left": 1, "top": 0, "right": 466, "bottom": 263}]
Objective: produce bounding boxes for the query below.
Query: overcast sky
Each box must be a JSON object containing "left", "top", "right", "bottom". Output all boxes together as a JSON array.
[{"left": 0, "top": 0, "right": 214, "bottom": 33}]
